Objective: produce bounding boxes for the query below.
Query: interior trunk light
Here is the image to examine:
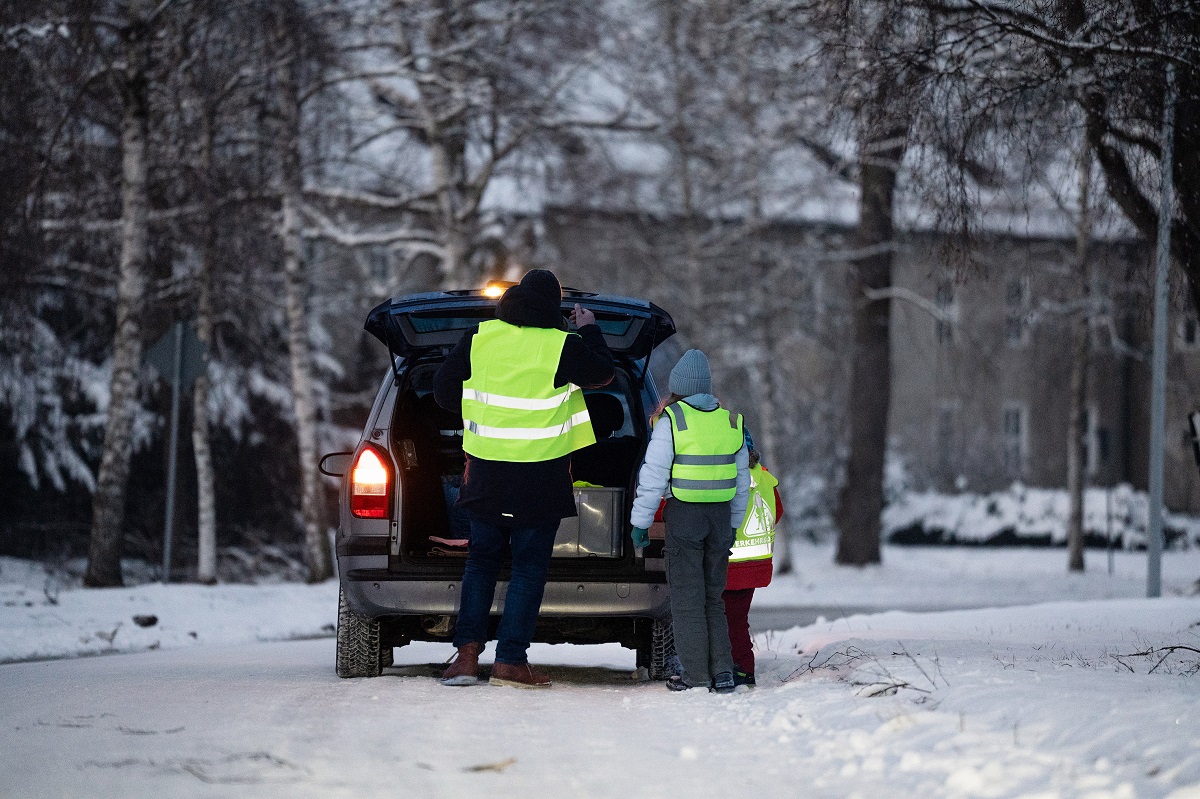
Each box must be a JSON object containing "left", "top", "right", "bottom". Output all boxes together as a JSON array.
[{"left": 351, "top": 447, "right": 390, "bottom": 518}]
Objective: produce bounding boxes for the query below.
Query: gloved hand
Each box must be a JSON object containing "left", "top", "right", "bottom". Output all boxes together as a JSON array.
[{"left": 631, "top": 526, "right": 650, "bottom": 548}]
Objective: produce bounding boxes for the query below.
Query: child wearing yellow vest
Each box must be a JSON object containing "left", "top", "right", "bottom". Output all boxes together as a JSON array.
[
  {"left": 724, "top": 433, "right": 783, "bottom": 687},
  {"left": 630, "top": 350, "right": 750, "bottom": 692}
]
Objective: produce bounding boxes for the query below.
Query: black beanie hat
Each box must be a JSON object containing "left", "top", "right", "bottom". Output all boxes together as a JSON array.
[
  {"left": 518, "top": 269, "right": 562, "bottom": 305},
  {"left": 496, "top": 268, "right": 566, "bottom": 330}
]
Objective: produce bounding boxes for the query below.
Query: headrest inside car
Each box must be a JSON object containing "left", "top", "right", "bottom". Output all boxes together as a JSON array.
[
  {"left": 584, "top": 392, "right": 624, "bottom": 439},
  {"left": 415, "top": 392, "right": 463, "bottom": 432}
]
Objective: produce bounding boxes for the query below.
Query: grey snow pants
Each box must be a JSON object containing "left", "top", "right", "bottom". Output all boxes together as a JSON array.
[{"left": 663, "top": 497, "right": 735, "bottom": 686}]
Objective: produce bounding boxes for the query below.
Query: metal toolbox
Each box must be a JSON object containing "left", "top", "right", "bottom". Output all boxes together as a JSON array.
[{"left": 554, "top": 488, "right": 625, "bottom": 558}]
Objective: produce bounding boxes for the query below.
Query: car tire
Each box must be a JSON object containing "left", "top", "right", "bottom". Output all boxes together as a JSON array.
[
  {"left": 636, "top": 616, "right": 676, "bottom": 681},
  {"left": 380, "top": 645, "right": 394, "bottom": 669},
  {"left": 336, "top": 587, "right": 382, "bottom": 678}
]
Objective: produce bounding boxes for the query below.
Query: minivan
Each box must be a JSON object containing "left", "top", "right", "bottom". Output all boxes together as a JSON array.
[{"left": 323, "top": 285, "right": 679, "bottom": 680}]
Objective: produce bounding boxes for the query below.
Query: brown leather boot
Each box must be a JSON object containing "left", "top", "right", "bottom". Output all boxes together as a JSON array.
[
  {"left": 440, "top": 642, "right": 482, "bottom": 686},
  {"left": 489, "top": 661, "right": 552, "bottom": 688}
]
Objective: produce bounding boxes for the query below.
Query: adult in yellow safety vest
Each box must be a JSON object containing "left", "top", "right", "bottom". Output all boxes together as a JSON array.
[{"left": 433, "top": 269, "right": 614, "bottom": 688}]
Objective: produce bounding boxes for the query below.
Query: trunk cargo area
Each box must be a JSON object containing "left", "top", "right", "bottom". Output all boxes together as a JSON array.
[{"left": 389, "top": 362, "right": 644, "bottom": 565}]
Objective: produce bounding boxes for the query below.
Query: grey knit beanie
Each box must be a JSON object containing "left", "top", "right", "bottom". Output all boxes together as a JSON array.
[{"left": 669, "top": 349, "right": 712, "bottom": 396}]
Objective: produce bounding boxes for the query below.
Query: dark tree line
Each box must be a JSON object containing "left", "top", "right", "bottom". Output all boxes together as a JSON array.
[{"left": 2, "top": 0, "right": 1196, "bottom": 581}]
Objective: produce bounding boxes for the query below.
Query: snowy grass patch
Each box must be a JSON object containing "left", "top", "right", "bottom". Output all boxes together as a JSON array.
[
  {"left": 0, "top": 556, "right": 337, "bottom": 664},
  {"left": 736, "top": 599, "right": 1200, "bottom": 797}
]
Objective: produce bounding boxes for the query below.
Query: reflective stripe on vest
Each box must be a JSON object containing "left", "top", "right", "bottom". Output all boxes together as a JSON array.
[
  {"left": 465, "top": 409, "right": 592, "bottom": 440},
  {"left": 463, "top": 386, "right": 580, "bottom": 411},
  {"left": 461, "top": 319, "right": 595, "bottom": 462},
  {"left": 730, "top": 465, "right": 777, "bottom": 562},
  {"left": 665, "top": 402, "right": 743, "bottom": 502}
]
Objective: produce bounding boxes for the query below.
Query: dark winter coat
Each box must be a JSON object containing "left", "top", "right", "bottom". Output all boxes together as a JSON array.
[{"left": 432, "top": 287, "right": 614, "bottom": 525}]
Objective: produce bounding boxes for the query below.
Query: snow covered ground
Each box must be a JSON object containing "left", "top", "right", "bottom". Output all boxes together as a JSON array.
[
  {"left": 2, "top": 544, "right": 1199, "bottom": 798},
  {"left": 0, "top": 556, "right": 338, "bottom": 664},
  {"left": 4, "top": 543, "right": 1197, "bottom": 664}
]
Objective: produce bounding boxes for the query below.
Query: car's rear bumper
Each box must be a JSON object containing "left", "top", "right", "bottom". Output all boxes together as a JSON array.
[{"left": 339, "top": 556, "right": 671, "bottom": 620}]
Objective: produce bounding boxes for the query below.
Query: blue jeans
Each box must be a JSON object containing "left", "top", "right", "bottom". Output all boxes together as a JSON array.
[{"left": 452, "top": 513, "right": 559, "bottom": 664}]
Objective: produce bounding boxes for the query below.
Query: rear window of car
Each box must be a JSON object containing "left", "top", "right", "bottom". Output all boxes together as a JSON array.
[
  {"left": 409, "top": 311, "right": 635, "bottom": 337},
  {"left": 409, "top": 310, "right": 493, "bottom": 333}
]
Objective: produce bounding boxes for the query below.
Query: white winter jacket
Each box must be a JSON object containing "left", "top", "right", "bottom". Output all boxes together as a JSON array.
[{"left": 630, "top": 393, "right": 750, "bottom": 530}]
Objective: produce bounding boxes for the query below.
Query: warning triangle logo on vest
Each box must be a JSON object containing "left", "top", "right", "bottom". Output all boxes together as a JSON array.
[{"left": 731, "top": 468, "right": 776, "bottom": 562}]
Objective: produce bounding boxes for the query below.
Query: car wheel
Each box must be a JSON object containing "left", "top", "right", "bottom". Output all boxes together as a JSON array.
[
  {"left": 636, "top": 616, "right": 676, "bottom": 681},
  {"left": 336, "top": 587, "right": 382, "bottom": 678},
  {"left": 380, "top": 645, "right": 394, "bottom": 669}
]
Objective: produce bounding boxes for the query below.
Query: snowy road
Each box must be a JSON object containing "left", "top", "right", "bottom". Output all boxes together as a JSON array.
[
  {"left": 4, "top": 599, "right": 1200, "bottom": 799},
  {"left": 4, "top": 547, "right": 1200, "bottom": 797},
  {"left": 0, "top": 637, "right": 782, "bottom": 798}
]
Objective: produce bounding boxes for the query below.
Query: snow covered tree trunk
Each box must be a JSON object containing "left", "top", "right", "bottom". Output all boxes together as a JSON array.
[
  {"left": 86, "top": 8, "right": 151, "bottom": 588},
  {"left": 192, "top": 317, "right": 217, "bottom": 582},
  {"left": 423, "top": 7, "right": 472, "bottom": 292},
  {"left": 193, "top": 120, "right": 218, "bottom": 585},
  {"left": 276, "top": 36, "right": 333, "bottom": 584},
  {"left": 432, "top": 139, "right": 469, "bottom": 289},
  {"left": 1066, "top": 139, "right": 1093, "bottom": 574},
  {"left": 835, "top": 93, "right": 908, "bottom": 568}
]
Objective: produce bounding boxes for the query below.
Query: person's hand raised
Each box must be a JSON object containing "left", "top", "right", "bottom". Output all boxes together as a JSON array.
[{"left": 570, "top": 303, "right": 595, "bottom": 328}]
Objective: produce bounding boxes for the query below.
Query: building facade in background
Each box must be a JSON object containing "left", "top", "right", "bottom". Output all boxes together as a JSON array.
[
  {"left": 327, "top": 208, "right": 1200, "bottom": 516},
  {"left": 889, "top": 233, "right": 1200, "bottom": 514}
]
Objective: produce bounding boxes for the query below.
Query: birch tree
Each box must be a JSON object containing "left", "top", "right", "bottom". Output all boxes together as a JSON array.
[
  {"left": 85, "top": 0, "right": 163, "bottom": 587},
  {"left": 269, "top": 1, "right": 335, "bottom": 582},
  {"left": 318, "top": 0, "right": 604, "bottom": 289},
  {"left": 167, "top": 0, "right": 268, "bottom": 584}
]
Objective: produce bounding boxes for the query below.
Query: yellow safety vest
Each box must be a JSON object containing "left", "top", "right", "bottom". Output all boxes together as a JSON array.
[
  {"left": 461, "top": 319, "right": 595, "bottom": 462},
  {"left": 664, "top": 401, "right": 743, "bottom": 502},
  {"left": 730, "top": 464, "right": 777, "bottom": 562}
]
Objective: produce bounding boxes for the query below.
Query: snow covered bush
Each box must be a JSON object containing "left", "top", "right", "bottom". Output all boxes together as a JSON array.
[{"left": 883, "top": 482, "right": 1200, "bottom": 549}]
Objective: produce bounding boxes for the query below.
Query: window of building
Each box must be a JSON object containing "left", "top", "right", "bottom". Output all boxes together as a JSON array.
[
  {"left": 1178, "top": 315, "right": 1200, "bottom": 351},
  {"left": 1005, "top": 276, "right": 1030, "bottom": 347},
  {"left": 1002, "top": 403, "right": 1027, "bottom": 476},
  {"left": 935, "top": 281, "right": 955, "bottom": 345},
  {"left": 936, "top": 400, "right": 958, "bottom": 474},
  {"left": 1080, "top": 405, "right": 1102, "bottom": 477},
  {"left": 796, "top": 274, "right": 818, "bottom": 337},
  {"left": 369, "top": 246, "right": 392, "bottom": 284}
]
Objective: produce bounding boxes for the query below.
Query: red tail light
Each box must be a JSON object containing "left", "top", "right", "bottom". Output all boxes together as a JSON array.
[{"left": 351, "top": 447, "right": 391, "bottom": 518}]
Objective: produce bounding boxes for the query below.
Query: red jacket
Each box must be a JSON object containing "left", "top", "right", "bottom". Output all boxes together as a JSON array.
[{"left": 654, "top": 469, "right": 783, "bottom": 592}]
